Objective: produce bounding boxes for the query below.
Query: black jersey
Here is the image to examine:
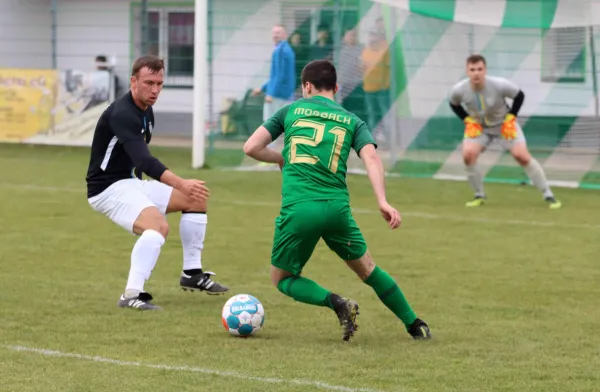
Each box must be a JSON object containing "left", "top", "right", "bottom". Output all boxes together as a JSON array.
[{"left": 85, "top": 92, "right": 167, "bottom": 198}]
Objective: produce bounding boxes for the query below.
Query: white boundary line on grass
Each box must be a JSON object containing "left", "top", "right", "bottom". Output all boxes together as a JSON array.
[
  {"left": 220, "top": 199, "right": 600, "bottom": 230},
  {"left": 3, "top": 183, "right": 600, "bottom": 230},
  {"left": 3, "top": 345, "right": 385, "bottom": 392}
]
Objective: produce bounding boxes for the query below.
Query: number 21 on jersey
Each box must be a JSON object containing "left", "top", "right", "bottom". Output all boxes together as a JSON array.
[{"left": 289, "top": 119, "right": 346, "bottom": 173}]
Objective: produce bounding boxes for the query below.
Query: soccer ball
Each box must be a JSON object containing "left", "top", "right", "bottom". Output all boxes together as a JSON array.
[{"left": 221, "top": 294, "right": 265, "bottom": 337}]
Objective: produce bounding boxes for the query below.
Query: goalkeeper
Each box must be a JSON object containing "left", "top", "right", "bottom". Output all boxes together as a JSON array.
[{"left": 449, "top": 54, "right": 561, "bottom": 209}]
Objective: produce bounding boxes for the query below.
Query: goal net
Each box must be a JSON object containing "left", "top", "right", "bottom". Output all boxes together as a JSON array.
[{"left": 201, "top": 0, "right": 600, "bottom": 189}]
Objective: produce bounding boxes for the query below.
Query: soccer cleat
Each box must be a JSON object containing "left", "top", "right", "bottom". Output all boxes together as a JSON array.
[
  {"left": 180, "top": 271, "right": 229, "bottom": 295},
  {"left": 117, "top": 292, "right": 162, "bottom": 310},
  {"left": 333, "top": 298, "right": 360, "bottom": 342},
  {"left": 465, "top": 195, "right": 485, "bottom": 207},
  {"left": 408, "top": 318, "right": 432, "bottom": 340},
  {"left": 545, "top": 196, "right": 562, "bottom": 210}
]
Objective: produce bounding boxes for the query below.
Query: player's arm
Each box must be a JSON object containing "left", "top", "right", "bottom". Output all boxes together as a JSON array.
[
  {"left": 110, "top": 111, "right": 208, "bottom": 200},
  {"left": 243, "top": 106, "right": 288, "bottom": 167},
  {"left": 506, "top": 87, "right": 525, "bottom": 117},
  {"left": 109, "top": 111, "right": 168, "bottom": 180},
  {"left": 449, "top": 102, "right": 469, "bottom": 120},
  {"left": 353, "top": 122, "right": 400, "bottom": 229},
  {"left": 498, "top": 78, "right": 525, "bottom": 116},
  {"left": 243, "top": 126, "right": 284, "bottom": 165},
  {"left": 496, "top": 78, "right": 524, "bottom": 140},
  {"left": 359, "top": 144, "right": 387, "bottom": 206},
  {"left": 449, "top": 83, "right": 482, "bottom": 137},
  {"left": 448, "top": 85, "right": 469, "bottom": 120},
  {"left": 509, "top": 90, "right": 525, "bottom": 115}
]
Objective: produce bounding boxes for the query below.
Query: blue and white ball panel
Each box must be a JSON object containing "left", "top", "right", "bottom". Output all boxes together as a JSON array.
[
  {"left": 221, "top": 294, "right": 265, "bottom": 337},
  {"left": 226, "top": 315, "right": 240, "bottom": 329},
  {"left": 238, "top": 324, "right": 254, "bottom": 336}
]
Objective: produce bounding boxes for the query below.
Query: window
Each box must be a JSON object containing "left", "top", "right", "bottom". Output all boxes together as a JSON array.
[
  {"left": 541, "top": 27, "right": 586, "bottom": 83},
  {"left": 147, "top": 11, "right": 160, "bottom": 56},
  {"left": 134, "top": 7, "right": 195, "bottom": 86},
  {"left": 166, "top": 12, "right": 195, "bottom": 78}
]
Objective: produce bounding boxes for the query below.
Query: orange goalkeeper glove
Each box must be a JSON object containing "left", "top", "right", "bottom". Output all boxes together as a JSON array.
[
  {"left": 464, "top": 116, "right": 483, "bottom": 139},
  {"left": 501, "top": 114, "right": 517, "bottom": 140}
]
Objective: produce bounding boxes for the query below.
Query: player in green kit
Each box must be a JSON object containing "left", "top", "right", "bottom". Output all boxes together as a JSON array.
[{"left": 243, "top": 60, "right": 431, "bottom": 342}]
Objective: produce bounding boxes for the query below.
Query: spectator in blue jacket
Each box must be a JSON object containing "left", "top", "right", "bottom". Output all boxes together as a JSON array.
[{"left": 253, "top": 24, "right": 296, "bottom": 148}]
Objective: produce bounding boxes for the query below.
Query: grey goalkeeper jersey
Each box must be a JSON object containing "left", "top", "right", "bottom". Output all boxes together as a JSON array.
[{"left": 449, "top": 76, "right": 520, "bottom": 128}]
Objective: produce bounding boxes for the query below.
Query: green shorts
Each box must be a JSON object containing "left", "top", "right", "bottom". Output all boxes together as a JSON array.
[{"left": 271, "top": 200, "right": 367, "bottom": 275}]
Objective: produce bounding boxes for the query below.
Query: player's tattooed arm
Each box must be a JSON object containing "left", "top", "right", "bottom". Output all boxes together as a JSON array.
[{"left": 243, "top": 126, "right": 285, "bottom": 167}]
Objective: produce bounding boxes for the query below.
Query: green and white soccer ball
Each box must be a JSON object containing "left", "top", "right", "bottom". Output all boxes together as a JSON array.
[{"left": 221, "top": 294, "right": 265, "bottom": 337}]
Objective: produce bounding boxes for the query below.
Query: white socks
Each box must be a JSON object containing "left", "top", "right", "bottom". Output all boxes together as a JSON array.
[
  {"left": 123, "top": 213, "right": 207, "bottom": 298},
  {"left": 180, "top": 213, "right": 207, "bottom": 272},
  {"left": 524, "top": 159, "right": 554, "bottom": 198},
  {"left": 466, "top": 163, "right": 485, "bottom": 197},
  {"left": 125, "top": 229, "right": 165, "bottom": 298},
  {"left": 464, "top": 158, "right": 553, "bottom": 201}
]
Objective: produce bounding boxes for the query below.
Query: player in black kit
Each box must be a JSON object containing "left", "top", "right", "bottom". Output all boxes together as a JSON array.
[{"left": 86, "top": 55, "right": 229, "bottom": 310}]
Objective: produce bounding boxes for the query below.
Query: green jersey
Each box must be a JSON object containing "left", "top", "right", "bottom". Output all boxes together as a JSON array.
[{"left": 263, "top": 95, "right": 376, "bottom": 207}]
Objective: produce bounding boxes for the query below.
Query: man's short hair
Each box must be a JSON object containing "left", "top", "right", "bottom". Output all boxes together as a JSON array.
[
  {"left": 466, "top": 54, "right": 486, "bottom": 66},
  {"left": 131, "top": 55, "right": 165, "bottom": 77},
  {"left": 301, "top": 60, "right": 337, "bottom": 91}
]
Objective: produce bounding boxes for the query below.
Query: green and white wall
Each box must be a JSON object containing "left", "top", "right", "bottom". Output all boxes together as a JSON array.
[
  {"left": 200, "top": 0, "right": 600, "bottom": 187},
  {"left": 209, "top": 0, "right": 600, "bottom": 188},
  {"left": 372, "top": 0, "right": 600, "bottom": 188}
]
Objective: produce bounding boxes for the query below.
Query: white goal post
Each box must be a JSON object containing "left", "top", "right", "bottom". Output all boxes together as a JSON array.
[{"left": 192, "top": 0, "right": 208, "bottom": 169}]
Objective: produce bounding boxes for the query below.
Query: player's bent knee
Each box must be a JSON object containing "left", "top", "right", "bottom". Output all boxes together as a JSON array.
[
  {"left": 462, "top": 148, "right": 479, "bottom": 165},
  {"left": 345, "top": 251, "right": 376, "bottom": 281},
  {"left": 139, "top": 219, "right": 169, "bottom": 238},
  {"left": 154, "top": 220, "right": 170, "bottom": 238},
  {"left": 510, "top": 144, "right": 531, "bottom": 166},
  {"left": 513, "top": 155, "right": 530, "bottom": 166},
  {"left": 186, "top": 200, "right": 207, "bottom": 213},
  {"left": 167, "top": 188, "right": 207, "bottom": 213},
  {"left": 270, "top": 265, "right": 293, "bottom": 287},
  {"left": 133, "top": 206, "right": 170, "bottom": 237},
  {"left": 462, "top": 151, "right": 477, "bottom": 165}
]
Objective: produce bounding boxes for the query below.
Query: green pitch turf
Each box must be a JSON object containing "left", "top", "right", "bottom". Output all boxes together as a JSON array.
[{"left": 0, "top": 143, "right": 599, "bottom": 392}]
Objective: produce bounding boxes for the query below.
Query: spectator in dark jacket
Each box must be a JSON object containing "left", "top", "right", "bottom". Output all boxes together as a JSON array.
[
  {"left": 290, "top": 32, "right": 309, "bottom": 99},
  {"left": 309, "top": 24, "right": 333, "bottom": 62}
]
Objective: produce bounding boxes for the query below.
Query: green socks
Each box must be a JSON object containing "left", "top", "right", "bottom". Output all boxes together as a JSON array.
[
  {"left": 276, "top": 267, "right": 418, "bottom": 330},
  {"left": 277, "top": 276, "right": 335, "bottom": 310},
  {"left": 364, "top": 266, "right": 417, "bottom": 329}
]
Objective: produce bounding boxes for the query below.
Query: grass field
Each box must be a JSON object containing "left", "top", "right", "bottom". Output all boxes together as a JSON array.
[{"left": 0, "top": 143, "right": 599, "bottom": 392}]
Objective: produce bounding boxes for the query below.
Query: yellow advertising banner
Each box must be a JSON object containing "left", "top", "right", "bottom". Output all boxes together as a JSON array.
[{"left": 0, "top": 68, "right": 58, "bottom": 142}]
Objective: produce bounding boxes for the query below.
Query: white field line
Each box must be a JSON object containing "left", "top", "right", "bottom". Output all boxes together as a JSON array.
[
  {"left": 3, "top": 345, "right": 385, "bottom": 392},
  {"left": 2, "top": 183, "right": 599, "bottom": 230},
  {"left": 224, "top": 201, "right": 600, "bottom": 230}
]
